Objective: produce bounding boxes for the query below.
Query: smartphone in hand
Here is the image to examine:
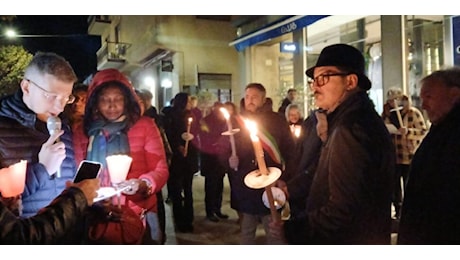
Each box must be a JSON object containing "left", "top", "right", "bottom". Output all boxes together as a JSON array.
[{"left": 73, "top": 160, "right": 103, "bottom": 183}]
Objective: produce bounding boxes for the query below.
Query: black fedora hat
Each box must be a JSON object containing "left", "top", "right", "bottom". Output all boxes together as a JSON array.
[{"left": 305, "top": 43, "right": 371, "bottom": 90}]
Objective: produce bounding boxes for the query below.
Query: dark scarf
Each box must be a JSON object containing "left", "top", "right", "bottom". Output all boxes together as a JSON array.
[{"left": 86, "top": 116, "right": 130, "bottom": 184}]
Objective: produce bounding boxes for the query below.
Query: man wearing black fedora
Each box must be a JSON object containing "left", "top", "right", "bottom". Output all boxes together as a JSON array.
[{"left": 272, "top": 43, "right": 395, "bottom": 244}]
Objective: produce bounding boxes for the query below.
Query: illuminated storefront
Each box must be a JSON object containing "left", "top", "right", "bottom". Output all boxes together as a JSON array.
[{"left": 230, "top": 15, "right": 456, "bottom": 116}]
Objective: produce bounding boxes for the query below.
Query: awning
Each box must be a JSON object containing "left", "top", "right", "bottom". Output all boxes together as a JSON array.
[{"left": 229, "top": 15, "right": 329, "bottom": 52}]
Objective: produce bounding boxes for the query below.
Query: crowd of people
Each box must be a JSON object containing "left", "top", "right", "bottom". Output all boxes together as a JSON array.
[{"left": 1, "top": 43, "right": 460, "bottom": 245}]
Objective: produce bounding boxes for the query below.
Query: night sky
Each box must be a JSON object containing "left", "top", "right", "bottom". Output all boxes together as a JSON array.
[{"left": 9, "top": 15, "right": 101, "bottom": 82}]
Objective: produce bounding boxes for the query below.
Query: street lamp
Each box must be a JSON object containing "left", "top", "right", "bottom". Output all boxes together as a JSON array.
[
  {"left": 1, "top": 28, "right": 90, "bottom": 39},
  {"left": 4, "top": 29, "right": 16, "bottom": 38},
  {"left": 0, "top": 24, "right": 101, "bottom": 82}
]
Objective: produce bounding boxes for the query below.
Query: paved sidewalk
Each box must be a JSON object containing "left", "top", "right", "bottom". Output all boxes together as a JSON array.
[
  {"left": 162, "top": 173, "right": 398, "bottom": 245},
  {"left": 163, "top": 174, "right": 265, "bottom": 245}
]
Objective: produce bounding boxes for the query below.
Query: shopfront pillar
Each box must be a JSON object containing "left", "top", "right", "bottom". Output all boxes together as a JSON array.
[{"left": 381, "top": 15, "right": 408, "bottom": 96}]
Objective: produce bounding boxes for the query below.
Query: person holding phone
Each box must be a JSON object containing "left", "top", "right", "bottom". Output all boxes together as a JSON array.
[
  {"left": 73, "top": 160, "right": 103, "bottom": 184},
  {"left": 0, "top": 178, "right": 99, "bottom": 244},
  {"left": 73, "top": 68, "right": 169, "bottom": 244}
]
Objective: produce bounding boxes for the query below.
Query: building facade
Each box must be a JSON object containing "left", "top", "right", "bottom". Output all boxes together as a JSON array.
[
  {"left": 88, "top": 15, "right": 241, "bottom": 113},
  {"left": 88, "top": 15, "right": 459, "bottom": 117}
]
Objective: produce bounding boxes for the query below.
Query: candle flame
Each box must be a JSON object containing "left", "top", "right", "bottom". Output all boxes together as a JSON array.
[
  {"left": 219, "top": 107, "right": 230, "bottom": 120},
  {"left": 10, "top": 160, "right": 27, "bottom": 172},
  {"left": 188, "top": 117, "right": 193, "bottom": 123},
  {"left": 294, "top": 126, "right": 301, "bottom": 138},
  {"left": 244, "top": 119, "right": 259, "bottom": 142}
]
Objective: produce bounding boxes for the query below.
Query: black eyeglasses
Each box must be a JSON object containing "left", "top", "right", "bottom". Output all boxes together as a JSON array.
[
  {"left": 25, "top": 78, "right": 76, "bottom": 104},
  {"left": 308, "top": 72, "right": 350, "bottom": 88}
]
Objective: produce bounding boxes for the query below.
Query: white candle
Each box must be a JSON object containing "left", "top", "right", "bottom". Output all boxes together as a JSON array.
[
  {"left": 106, "top": 154, "right": 132, "bottom": 209},
  {"left": 184, "top": 117, "right": 193, "bottom": 157},
  {"left": 244, "top": 119, "right": 279, "bottom": 222},
  {"left": 0, "top": 160, "right": 27, "bottom": 198},
  {"left": 106, "top": 155, "right": 132, "bottom": 185},
  {"left": 220, "top": 107, "right": 236, "bottom": 157},
  {"left": 186, "top": 117, "right": 193, "bottom": 133},
  {"left": 244, "top": 119, "right": 268, "bottom": 175}
]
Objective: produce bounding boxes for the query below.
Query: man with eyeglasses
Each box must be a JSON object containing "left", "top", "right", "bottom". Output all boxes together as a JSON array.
[
  {"left": 0, "top": 52, "right": 79, "bottom": 220},
  {"left": 271, "top": 44, "right": 395, "bottom": 244}
]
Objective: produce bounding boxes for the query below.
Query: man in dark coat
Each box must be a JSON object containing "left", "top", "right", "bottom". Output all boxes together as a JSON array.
[
  {"left": 274, "top": 44, "right": 394, "bottom": 244},
  {"left": 226, "top": 83, "right": 295, "bottom": 244},
  {"left": 0, "top": 52, "right": 78, "bottom": 217},
  {"left": 398, "top": 67, "right": 460, "bottom": 244}
]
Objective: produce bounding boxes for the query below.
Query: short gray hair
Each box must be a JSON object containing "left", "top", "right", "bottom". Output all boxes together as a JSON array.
[
  {"left": 421, "top": 66, "right": 460, "bottom": 89},
  {"left": 136, "top": 88, "right": 153, "bottom": 102},
  {"left": 24, "top": 51, "right": 77, "bottom": 83},
  {"left": 285, "top": 103, "right": 302, "bottom": 121}
]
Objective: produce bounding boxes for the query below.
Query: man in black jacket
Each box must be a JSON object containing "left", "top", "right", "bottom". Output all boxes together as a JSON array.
[
  {"left": 272, "top": 44, "right": 394, "bottom": 244},
  {"left": 227, "top": 83, "right": 295, "bottom": 244}
]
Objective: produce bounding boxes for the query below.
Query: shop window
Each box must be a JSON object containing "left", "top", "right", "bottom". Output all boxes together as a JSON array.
[
  {"left": 406, "top": 15, "right": 445, "bottom": 109},
  {"left": 305, "top": 15, "right": 381, "bottom": 112},
  {"left": 195, "top": 73, "right": 232, "bottom": 113}
]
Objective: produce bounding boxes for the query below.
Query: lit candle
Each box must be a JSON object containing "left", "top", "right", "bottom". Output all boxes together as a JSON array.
[
  {"left": 244, "top": 119, "right": 279, "bottom": 221},
  {"left": 220, "top": 107, "right": 236, "bottom": 157},
  {"left": 244, "top": 119, "right": 268, "bottom": 175},
  {"left": 106, "top": 154, "right": 133, "bottom": 209},
  {"left": 0, "top": 160, "right": 27, "bottom": 198},
  {"left": 184, "top": 117, "right": 193, "bottom": 157},
  {"left": 294, "top": 125, "right": 301, "bottom": 138},
  {"left": 106, "top": 154, "right": 132, "bottom": 185}
]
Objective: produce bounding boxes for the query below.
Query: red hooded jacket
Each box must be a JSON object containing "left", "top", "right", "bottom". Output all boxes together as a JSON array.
[{"left": 73, "top": 69, "right": 169, "bottom": 215}]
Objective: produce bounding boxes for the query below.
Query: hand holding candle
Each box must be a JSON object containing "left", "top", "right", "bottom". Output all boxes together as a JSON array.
[
  {"left": 220, "top": 107, "right": 239, "bottom": 170},
  {"left": 244, "top": 119, "right": 279, "bottom": 221}
]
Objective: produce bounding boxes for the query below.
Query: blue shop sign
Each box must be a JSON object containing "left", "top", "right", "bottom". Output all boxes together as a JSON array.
[{"left": 230, "top": 15, "right": 329, "bottom": 52}]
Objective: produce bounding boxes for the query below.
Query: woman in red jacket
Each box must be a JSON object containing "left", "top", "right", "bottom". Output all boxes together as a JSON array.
[{"left": 73, "top": 68, "right": 169, "bottom": 244}]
